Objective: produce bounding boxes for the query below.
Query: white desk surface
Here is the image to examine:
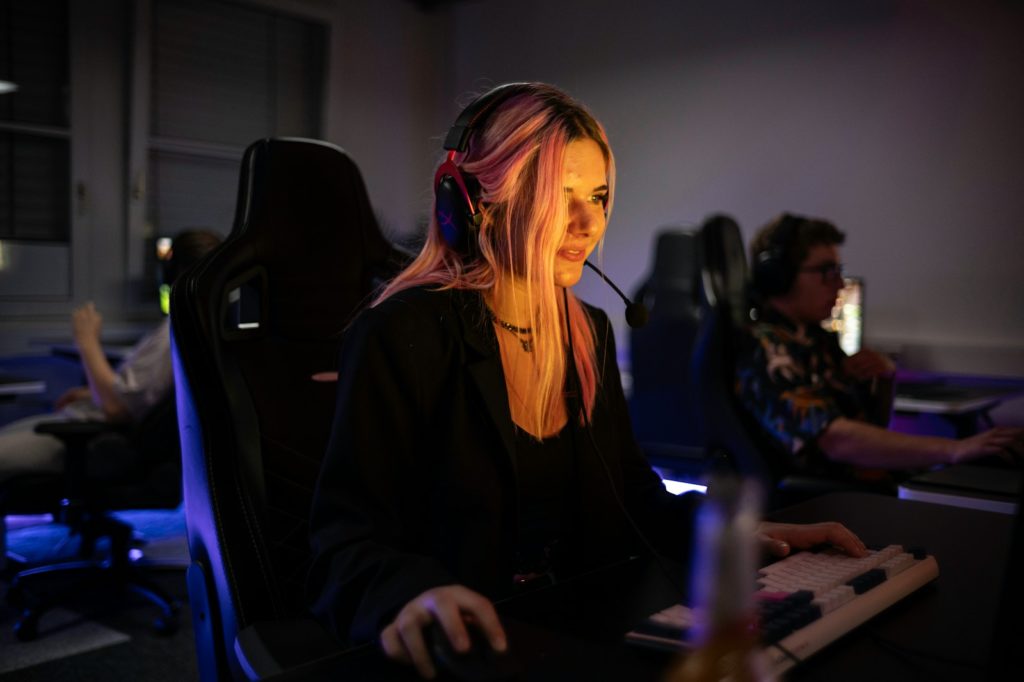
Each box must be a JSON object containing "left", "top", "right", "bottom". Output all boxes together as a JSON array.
[
  {"left": 0, "top": 373, "right": 46, "bottom": 396},
  {"left": 893, "top": 381, "right": 1023, "bottom": 415}
]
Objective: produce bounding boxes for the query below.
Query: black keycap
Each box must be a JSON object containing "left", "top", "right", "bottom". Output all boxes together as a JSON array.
[{"left": 848, "top": 568, "right": 886, "bottom": 594}]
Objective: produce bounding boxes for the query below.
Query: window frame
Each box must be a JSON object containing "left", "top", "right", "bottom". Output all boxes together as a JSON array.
[{"left": 123, "top": 0, "right": 336, "bottom": 314}]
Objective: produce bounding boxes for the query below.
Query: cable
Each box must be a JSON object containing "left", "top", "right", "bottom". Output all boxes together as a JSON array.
[
  {"left": 561, "top": 288, "right": 689, "bottom": 600},
  {"left": 769, "top": 641, "right": 803, "bottom": 667}
]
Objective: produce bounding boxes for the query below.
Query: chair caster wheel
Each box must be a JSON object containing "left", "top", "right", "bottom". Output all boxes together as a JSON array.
[
  {"left": 153, "top": 614, "right": 179, "bottom": 635},
  {"left": 15, "top": 613, "right": 39, "bottom": 641}
]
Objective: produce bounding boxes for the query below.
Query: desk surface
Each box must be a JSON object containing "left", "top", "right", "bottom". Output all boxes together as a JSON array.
[
  {"left": 30, "top": 332, "right": 145, "bottom": 364},
  {"left": 770, "top": 492, "right": 1010, "bottom": 680},
  {"left": 894, "top": 381, "right": 1022, "bottom": 415},
  {"left": 46, "top": 342, "right": 136, "bottom": 363},
  {"left": 276, "top": 493, "right": 1011, "bottom": 681},
  {"left": 899, "top": 464, "right": 1020, "bottom": 515},
  {"left": 893, "top": 373, "right": 1024, "bottom": 415},
  {"left": 0, "top": 372, "right": 46, "bottom": 397}
]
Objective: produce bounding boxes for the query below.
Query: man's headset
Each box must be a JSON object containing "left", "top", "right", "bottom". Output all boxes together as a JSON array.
[
  {"left": 433, "top": 82, "right": 535, "bottom": 255},
  {"left": 751, "top": 213, "right": 803, "bottom": 298}
]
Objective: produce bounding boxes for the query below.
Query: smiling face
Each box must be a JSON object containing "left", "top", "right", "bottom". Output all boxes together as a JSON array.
[{"left": 554, "top": 138, "right": 609, "bottom": 288}]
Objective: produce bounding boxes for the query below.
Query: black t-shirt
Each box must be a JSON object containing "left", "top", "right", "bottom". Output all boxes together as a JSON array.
[{"left": 512, "top": 423, "right": 576, "bottom": 579}]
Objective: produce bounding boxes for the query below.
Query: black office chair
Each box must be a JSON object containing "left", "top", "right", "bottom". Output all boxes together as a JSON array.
[
  {"left": 170, "top": 138, "right": 407, "bottom": 681},
  {"left": 628, "top": 229, "right": 708, "bottom": 478},
  {"left": 0, "top": 395, "right": 182, "bottom": 640},
  {"left": 692, "top": 214, "right": 895, "bottom": 508},
  {"left": 689, "top": 215, "right": 777, "bottom": 484}
]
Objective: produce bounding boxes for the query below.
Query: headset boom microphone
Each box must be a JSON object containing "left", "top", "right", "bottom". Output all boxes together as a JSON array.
[{"left": 584, "top": 260, "right": 648, "bottom": 328}]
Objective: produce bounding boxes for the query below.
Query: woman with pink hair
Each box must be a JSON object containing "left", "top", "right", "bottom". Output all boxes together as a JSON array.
[{"left": 307, "top": 83, "right": 864, "bottom": 678}]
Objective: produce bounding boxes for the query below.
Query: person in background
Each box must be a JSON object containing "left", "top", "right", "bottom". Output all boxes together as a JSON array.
[
  {"left": 736, "top": 213, "right": 1024, "bottom": 479},
  {"left": 0, "top": 229, "right": 222, "bottom": 478},
  {"left": 0, "top": 229, "right": 220, "bottom": 567},
  {"left": 307, "top": 84, "right": 867, "bottom": 680}
]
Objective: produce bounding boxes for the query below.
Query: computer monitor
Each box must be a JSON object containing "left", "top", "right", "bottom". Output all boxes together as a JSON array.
[
  {"left": 822, "top": 276, "right": 863, "bottom": 355},
  {"left": 155, "top": 236, "right": 174, "bottom": 315}
]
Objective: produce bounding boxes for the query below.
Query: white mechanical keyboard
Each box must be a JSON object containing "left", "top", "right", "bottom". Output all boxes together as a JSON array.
[{"left": 627, "top": 545, "right": 940, "bottom": 676}]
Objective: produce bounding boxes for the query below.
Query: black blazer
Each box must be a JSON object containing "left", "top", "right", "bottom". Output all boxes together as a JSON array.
[{"left": 307, "top": 286, "right": 698, "bottom": 643}]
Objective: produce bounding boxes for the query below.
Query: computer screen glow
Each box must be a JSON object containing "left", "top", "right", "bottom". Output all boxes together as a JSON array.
[
  {"left": 156, "top": 237, "right": 174, "bottom": 316},
  {"left": 823, "top": 276, "right": 863, "bottom": 355}
]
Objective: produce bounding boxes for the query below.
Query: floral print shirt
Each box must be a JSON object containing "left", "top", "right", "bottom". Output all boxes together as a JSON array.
[{"left": 735, "top": 307, "right": 874, "bottom": 475}]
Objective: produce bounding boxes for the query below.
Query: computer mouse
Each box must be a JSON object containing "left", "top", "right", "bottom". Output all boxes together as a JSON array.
[{"left": 425, "top": 619, "right": 523, "bottom": 682}]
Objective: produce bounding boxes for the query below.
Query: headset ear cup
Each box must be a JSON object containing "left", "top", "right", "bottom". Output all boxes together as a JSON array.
[
  {"left": 753, "top": 248, "right": 794, "bottom": 297},
  {"left": 435, "top": 174, "right": 470, "bottom": 252},
  {"left": 752, "top": 214, "right": 801, "bottom": 297},
  {"left": 434, "top": 158, "right": 482, "bottom": 255},
  {"left": 435, "top": 84, "right": 529, "bottom": 257}
]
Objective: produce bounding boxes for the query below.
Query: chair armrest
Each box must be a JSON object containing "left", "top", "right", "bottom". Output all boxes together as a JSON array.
[
  {"left": 32, "top": 420, "right": 132, "bottom": 505},
  {"left": 234, "top": 618, "right": 352, "bottom": 681},
  {"left": 33, "top": 420, "right": 127, "bottom": 443}
]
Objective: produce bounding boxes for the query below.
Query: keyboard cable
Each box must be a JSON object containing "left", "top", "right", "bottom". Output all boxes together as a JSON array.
[
  {"left": 562, "top": 288, "right": 690, "bottom": 601},
  {"left": 768, "top": 641, "right": 803, "bottom": 668}
]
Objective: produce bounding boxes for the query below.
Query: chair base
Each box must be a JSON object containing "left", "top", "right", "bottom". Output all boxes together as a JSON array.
[{"left": 4, "top": 514, "right": 181, "bottom": 641}]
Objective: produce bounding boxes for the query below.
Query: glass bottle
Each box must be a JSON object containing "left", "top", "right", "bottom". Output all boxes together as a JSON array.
[{"left": 666, "top": 475, "right": 773, "bottom": 682}]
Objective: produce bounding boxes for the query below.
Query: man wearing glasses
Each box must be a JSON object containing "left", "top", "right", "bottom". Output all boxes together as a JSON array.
[{"left": 735, "top": 213, "right": 1022, "bottom": 477}]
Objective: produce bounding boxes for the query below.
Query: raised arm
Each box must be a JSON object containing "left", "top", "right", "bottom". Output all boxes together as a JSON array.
[{"left": 72, "top": 302, "right": 130, "bottom": 421}]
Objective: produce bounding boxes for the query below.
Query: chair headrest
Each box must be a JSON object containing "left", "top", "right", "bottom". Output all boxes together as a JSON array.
[
  {"left": 210, "top": 138, "right": 405, "bottom": 339},
  {"left": 650, "top": 230, "right": 699, "bottom": 294},
  {"left": 698, "top": 214, "right": 749, "bottom": 325}
]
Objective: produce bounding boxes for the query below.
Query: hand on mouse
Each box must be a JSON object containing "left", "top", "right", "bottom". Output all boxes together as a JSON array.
[{"left": 380, "top": 584, "right": 507, "bottom": 679}]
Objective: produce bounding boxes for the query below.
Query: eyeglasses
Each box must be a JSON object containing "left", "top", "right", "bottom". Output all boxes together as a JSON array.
[{"left": 799, "top": 261, "right": 844, "bottom": 282}]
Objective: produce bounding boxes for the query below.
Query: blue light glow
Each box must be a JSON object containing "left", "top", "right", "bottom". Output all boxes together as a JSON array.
[{"left": 661, "top": 479, "right": 708, "bottom": 495}]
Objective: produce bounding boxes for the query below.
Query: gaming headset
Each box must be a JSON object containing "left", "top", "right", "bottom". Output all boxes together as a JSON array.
[
  {"left": 751, "top": 213, "right": 803, "bottom": 298},
  {"left": 433, "top": 83, "right": 535, "bottom": 255}
]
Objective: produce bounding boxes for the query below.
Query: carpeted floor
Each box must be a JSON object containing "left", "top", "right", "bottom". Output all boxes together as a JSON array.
[
  {"left": 1, "top": 508, "right": 198, "bottom": 681},
  {"left": 0, "top": 607, "right": 130, "bottom": 675},
  {"left": 0, "top": 357, "right": 200, "bottom": 679}
]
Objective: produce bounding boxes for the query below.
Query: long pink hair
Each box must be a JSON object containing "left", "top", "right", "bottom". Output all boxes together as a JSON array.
[{"left": 376, "top": 83, "right": 616, "bottom": 437}]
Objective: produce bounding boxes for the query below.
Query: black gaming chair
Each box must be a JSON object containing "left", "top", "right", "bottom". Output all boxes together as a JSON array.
[
  {"left": 628, "top": 229, "right": 707, "bottom": 478},
  {"left": 689, "top": 215, "right": 776, "bottom": 485},
  {"left": 170, "top": 138, "right": 407, "bottom": 681},
  {"left": 691, "top": 214, "right": 895, "bottom": 508},
  {"left": 0, "top": 394, "right": 182, "bottom": 640}
]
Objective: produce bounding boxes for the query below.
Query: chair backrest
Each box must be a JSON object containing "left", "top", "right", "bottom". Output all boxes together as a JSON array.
[
  {"left": 170, "top": 138, "right": 405, "bottom": 681},
  {"left": 629, "top": 229, "right": 707, "bottom": 456},
  {"left": 691, "top": 215, "right": 782, "bottom": 484}
]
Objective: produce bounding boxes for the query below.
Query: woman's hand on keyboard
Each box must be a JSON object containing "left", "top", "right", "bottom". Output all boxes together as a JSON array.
[{"left": 756, "top": 521, "right": 868, "bottom": 559}]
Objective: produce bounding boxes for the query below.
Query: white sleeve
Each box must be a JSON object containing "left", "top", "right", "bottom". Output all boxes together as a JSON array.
[{"left": 112, "top": 319, "right": 173, "bottom": 421}]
